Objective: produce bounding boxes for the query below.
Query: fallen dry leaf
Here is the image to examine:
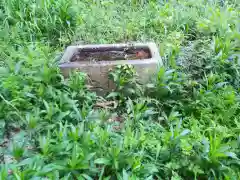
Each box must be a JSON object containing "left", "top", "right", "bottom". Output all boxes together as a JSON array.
[
  {"left": 136, "top": 50, "right": 150, "bottom": 59},
  {"left": 108, "top": 115, "right": 123, "bottom": 123},
  {"left": 94, "top": 100, "right": 117, "bottom": 109}
]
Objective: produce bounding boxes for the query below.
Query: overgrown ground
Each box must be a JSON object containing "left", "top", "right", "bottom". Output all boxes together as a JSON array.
[{"left": 0, "top": 0, "right": 240, "bottom": 179}]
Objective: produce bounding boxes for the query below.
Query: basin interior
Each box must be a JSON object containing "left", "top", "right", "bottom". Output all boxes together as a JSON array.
[{"left": 70, "top": 45, "right": 152, "bottom": 62}]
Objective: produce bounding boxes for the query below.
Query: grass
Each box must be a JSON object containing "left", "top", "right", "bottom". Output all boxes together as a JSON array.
[{"left": 0, "top": 0, "right": 240, "bottom": 179}]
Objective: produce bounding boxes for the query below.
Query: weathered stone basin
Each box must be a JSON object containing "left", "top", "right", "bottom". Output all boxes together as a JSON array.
[{"left": 59, "top": 42, "right": 162, "bottom": 93}]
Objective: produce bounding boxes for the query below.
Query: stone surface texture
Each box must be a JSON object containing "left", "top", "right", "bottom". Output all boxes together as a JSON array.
[{"left": 59, "top": 42, "right": 163, "bottom": 93}]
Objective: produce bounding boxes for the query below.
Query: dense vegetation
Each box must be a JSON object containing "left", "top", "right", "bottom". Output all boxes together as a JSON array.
[{"left": 0, "top": 0, "right": 240, "bottom": 179}]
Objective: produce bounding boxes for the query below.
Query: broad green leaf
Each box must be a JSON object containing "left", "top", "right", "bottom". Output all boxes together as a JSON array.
[
  {"left": 94, "top": 158, "right": 111, "bottom": 165},
  {"left": 224, "top": 152, "right": 239, "bottom": 159},
  {"left": 106, "top": 92, "right": 120, "bottom": 99},
  {"left": 17, "top": 158, "right": 34, "bottom": 167},
  {"left": 122, "top": 169, "right": 128, "bottom": 180},
  {"left": 81, "top": 174, "right": 93, "bottom": 180},
  {"left": 38, "top": 164, "right": 64, "bottom": 174},
  {"left": 86, "top": 152, "right": 96, "bottom": 161},
  {"left": 180, "top": 129, "right": 191, "bottom": 136},
  {"left": 14, "top": 60, "right": 25, "bottom": 74}
]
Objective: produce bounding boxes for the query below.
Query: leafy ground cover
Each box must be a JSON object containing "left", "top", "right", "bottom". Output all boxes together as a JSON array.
[{"left": 0, "top": 0, "right": 240, "bottom": 179}]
